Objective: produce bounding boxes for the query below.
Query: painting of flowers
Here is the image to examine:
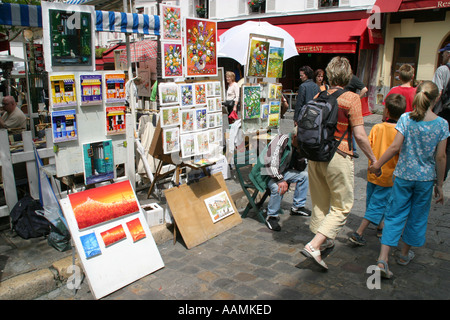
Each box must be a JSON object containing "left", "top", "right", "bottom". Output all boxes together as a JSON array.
[
  {"left": 195, "top": 83, "right": 206, "bottom": 105},
  {"left": 185, "top": 18, "right": 217, "bottom": 77},
  {"left": 267, "top": 47, "right": 284, "bottom": 78},
  {"left": 162, "top": 42, "right": 183, "bottom": 78},
  {"left": 179, "top": 83, "right": 194, "bottom": 108},
  {"left": 247, "top": 39, "right": 269, "bottom": 77},
  {"left": 160, "top": 5, "right": 181, "bottom": 40},
  {"left": 242, "top": 85, "right": 261, "bottom": 119}
]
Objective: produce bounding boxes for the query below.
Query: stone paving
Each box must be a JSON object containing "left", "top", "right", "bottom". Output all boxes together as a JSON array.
[{"left": 32, "top": 113, "right": 450, "bottom": 301}]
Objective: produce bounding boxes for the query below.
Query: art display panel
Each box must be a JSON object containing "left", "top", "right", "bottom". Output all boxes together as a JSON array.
[
  {"left": 184, "top": 18, "right": 218, "bottom": 77},
  {"left": 60, "top": 180, "right": 164, "bottom": 299}
]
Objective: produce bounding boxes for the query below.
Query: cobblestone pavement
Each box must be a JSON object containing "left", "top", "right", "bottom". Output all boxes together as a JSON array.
[{"left": 32, "top": 113, "right": 450, "bottom": 303}]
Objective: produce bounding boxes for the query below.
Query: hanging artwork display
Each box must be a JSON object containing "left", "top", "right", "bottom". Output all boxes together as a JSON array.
[
  {"left": 268, "top": 83, "right": 282, "bottom": 100},
  {"left": 160, "top": 4, "right": 182, "bottom": 41},
  {"left": 269, "top": 100, "right": 281, "bottom": 114},
  {"left": 161, "top": 42, "right": 183, "bottom": 78},
  {"left": 68, "top": 180, "right": 140, "bottom": 230},
  {"left": 196, "top": 131, "right": 209, "bottom": 155},
  {"left": 246, "top": 39, "right": 269, "bottom": 77},
  {"left": 60, "top": 180, "right": 164, "bottom": 299},
  {"left": 82, "top": 140, "right": 114, "bottom": 185},
  {"left": 163, "top": 126, "right": 180, "bottom": 154},
  {"left": 180, "top": 109, "right": 195, "bottom": 133},
  {"left": 179, "top": 83, "right": 194, "bottom": 108},
  {"left": 194, "top": 82, "right": 206, "bottom": 105},
  {"left": 180, "top": 133, "right": 196, "bottom": 158},
  {"left": 204, "top": 191, "right": 235, "bottom": 223},
  {"left": 51, "top": 109, "right": 78, "bottom": 143},
  {"left": 268, "top": 113, "right": 280, "bottom": 127},
  {"left": 184, "top": 18, "right": 218, "bottom": 77},
  {"left": 267, "top": 47, "right": 284, "bottom": 78},
  {"left": 160, "top": 106, "right": 180, "bottom": 128},
  {"left": 195, "top": 107, "right": 207, "bottom": 131},
  {"left": 159, "top": 82, "right": 179, "bottom": 105},
  {"left": 105, "top": 73, "right": 126, "bottom": 103},
  {"left": 106, "top": 106, "right": 126, "bottom": 135},
  {"left": 50, "top": 74, "right": 77, "bottom": 108},
  {"left": 261, "top": 103, "right": 270, "bottom": 119},
  {"left": 242, "top": 85, "right": 261, "bottom": 119},
  {"left": 80, "top": 74, "right": 102, "bottom": 105}
]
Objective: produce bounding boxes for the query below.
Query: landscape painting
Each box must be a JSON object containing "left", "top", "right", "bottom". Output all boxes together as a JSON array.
[{"left": 204, "top": 191, "right": 235, "bottom": 223}]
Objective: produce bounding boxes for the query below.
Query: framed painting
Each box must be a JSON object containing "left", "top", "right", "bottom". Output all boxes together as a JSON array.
[
  {"left": 161, "top": 42, "right": 183, "bottom": 78},
  {"left": 50, "top": 74, "right": 77, "bottom": 108},
  {"left": 82, "top": 140, "right": 114, "bottom": 186},
  {"left": 180, "top": 133, "right": 196, "bottom": 158},
  {"left": 246, "top": 39, "right": 269, "bottom": 77},
  {"left": 51, "top": 109, "right": 78, "bottom": 143},
  {"left": 261, "top": 103, "right": 270, "bottom": 119},
  {"left": 242, "top": 85, "right": 261, "bottom": 119},
  {"left": 80, "top": 232, "right": 101, "bottom": 259},
  {"left": 269, "top": 100, "right": 281, "bottom": 114},
  {"left": 184, "top": 18, "right": 218, "bottom": 77},
  {"left": 268, "top": 113, "right": 280, "bottom": 127},
  {"left": 195, "top": 107, "right": 207, "bottom": 131},
  {"left": 180, "top": 109, "right": 196, "bottom": 133},
  {"left": 159, "top": 82, "right": 179, "bottom": 105},
  {"left": 80, "top": 74, "right": 102, "bottom": 106},
  {"left": 106, "top": 106, "right": 126, "bottom": 135},
  {"left": 267, "top": 47, "right": 284, "bottom": 78},
  {"left": 204, "top": 191, "right": 235, "bottom": 223},
  {"left": 194, "top": 82, "right": 207, "bottom": 105},
  {"left": 163, "top": 126, "right": 180, "bottom": 154},
  {"left": 126, "top": 218, "right": 146, "bottom": 243},
  {"left": 160, "top": 4, "right": 181, "bottom": 41},
  {"left": 179, "top": 83, "right": 194, "bottom": 108},
  {"left": 160, "top": 106, "right": 180, "bottom": 128},
  {"left": 196, "top": 131, "right": 209, "bottom": 155},
  {"left": 68, "top": 180, "right": 140, "bottom": 230},
  {"left": 268, "top": 83, "right": 282, "bottom": 100},
  {"left": 101, "top": 224, "right": 127, "bottom": 247}
]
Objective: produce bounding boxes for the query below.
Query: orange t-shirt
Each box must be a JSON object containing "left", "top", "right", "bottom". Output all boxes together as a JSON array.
[{"left": 367, "top": 121, "right": 398, "bottom": 187}]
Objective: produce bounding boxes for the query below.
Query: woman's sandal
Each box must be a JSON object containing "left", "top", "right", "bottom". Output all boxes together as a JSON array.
[
  {"left": 396, "top": 250, "right": 415, "bottom": 266},
  {"left": 376, "top": 260, "right": 393, "bottom": 279},
  {"left": 301, "top": 242, "right": 328, "bottom": 270}
]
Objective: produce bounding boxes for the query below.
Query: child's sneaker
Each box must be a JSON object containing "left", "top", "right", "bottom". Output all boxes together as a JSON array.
[
  {"left": 265, "top": 216, "right": 281, "bottom": 231},
  {"left": 349, "top": 232, "right": 367, "bottom": 246}
]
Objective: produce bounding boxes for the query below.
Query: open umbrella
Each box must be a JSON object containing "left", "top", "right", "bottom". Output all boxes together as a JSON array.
[
  {"left": 119, "top": 39, "right": 157, "bottom": 64},
  {"left": 218, "top": 21, "right": 298, "bottom": 65}
]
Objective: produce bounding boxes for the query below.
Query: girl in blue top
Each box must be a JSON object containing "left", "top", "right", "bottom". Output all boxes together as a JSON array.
[{"left": 369, "top": 81, "right": 449, "bottom": 279}]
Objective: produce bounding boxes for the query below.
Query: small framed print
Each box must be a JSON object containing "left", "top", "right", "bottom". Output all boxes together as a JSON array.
[
  {"left": 180, "top": 133, "right": 196, "bottom": 158},
  {"left": 160, "top": 106, "right": 180, "bottom": 128},
  {"left": 194, "top": 82, "right": 207, "bottom": 105},
  {"left": 163, "top": 126, "right": 180, "bottom": 154},
  {"left": 204, "top": 191, "right": 235, "bottom": 223},
  {"left": 159, "top": 82, "right": 179, "bottom": 105},
  {"left": 179, "top": 83, "right": 195, "bottom": 108},
  {"left": 180, "top": 109, "right": 196, "bottom": 133}
]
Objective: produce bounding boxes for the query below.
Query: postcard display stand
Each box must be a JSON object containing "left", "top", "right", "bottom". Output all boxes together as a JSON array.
[
  {"left": 241, "top": 34, "right": 285, "bottom": 134},
  {"left": 60, "top": 180, "right": 164, "bottom": 299},
  {"left": 154, "top": 6, "right": 240, "bottom": 248}
]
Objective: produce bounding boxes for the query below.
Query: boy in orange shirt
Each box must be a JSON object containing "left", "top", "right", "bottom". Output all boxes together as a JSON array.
[{"left": 349, "top": 94, "right": 406, "bottom": 245}]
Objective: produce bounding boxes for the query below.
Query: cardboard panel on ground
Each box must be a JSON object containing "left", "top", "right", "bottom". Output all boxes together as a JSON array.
[
  {"left": 59, "top": 180, "right": 164, "bottom": 299},
  {"left": 164, "top": 172, "right": 242, "bottom": 249}
]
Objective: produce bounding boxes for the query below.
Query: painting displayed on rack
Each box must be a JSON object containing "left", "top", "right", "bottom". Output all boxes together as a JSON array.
[
  {"left": 160, "top": 4, "right": 182, "bottom": 41},
  {"left": 247, "top": 39, "right": 269, "bottom": 77},
  {"left": 267, "top": 47, "right": 284, "bottom": 78},
  {"left": 180, "top": 133, "right": 196, "bottom": 158},
  {"left": 268, "top": 83, "right": 282, "bottom": 100},
  {"left": 180, "top": 109, "right": 195, "bottom": 133},
  {"left": 204, "top": 191, "right": 235, "bottom": 223},
  {"left": 179, "top": 83, "right": 194, "bottom": 108},
  {"left": 269, "top": 100, "right": 281, "bottom": 114},
  {"left": 160, "top": 106, "right": 180, "bottom": 128},
  {"left": 242, "top": 85, "right": 261, "bottom": 119},
  {"left": 163, "top": 126, "right": 180, "bottom": 154},
  {"left": 68, "top": 180, "right": 140, "bottom": 230},
  {"left": 126, "top": 218, "right": 146, "bottom": 243},
  {"left": 48, "top": 8, "right": 93, "bottom": 68},
  {"left": 161, "top": 42, "right": 183, "bottom": 78},
  {"left": 159, "top": 82, "right": 179, "bottom": 105},
  {"left": 51, "top": 109, "right": 78, "bottom": 143},
  {"left": 184, "top": 18, "right": 218, "bottom": 77},
  {"left": 80, "top": 74, "right": 102, "bottom": 105},
  {"left": 269, "top": 113, "right": 280, "bottom": 127},
  {"left": 105, "top": 73, "right": 126, "bottom": 103},
  {"left": 194, "top": 83, "right": 206, "bottom": 105},
  {"left": 80, "top": 232, "right": 102, "bottom": 259},
  {"left": 196, "top": 131, "right": 209, "bottom": 155},
  {"left": 50, "top": 74, "right": 77, "bottom": 108},
  {"left": 106, "top": 106, "right": 126, "bottom": 135},
  {"left": 261, "top": 103, "right": 270, "bottom": 119},
  {"left": 82, "top": 140, "right": 114, "bottom": 185},
  {"left": 195, "top": 107, "right": 207, "bottom": 131}
]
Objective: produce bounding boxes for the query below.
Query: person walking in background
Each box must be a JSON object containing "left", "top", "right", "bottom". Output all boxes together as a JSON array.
[
  {"left": 383, "top": 64, "right": 416, "bottom": 119},
  {"left": 294, "top": 66, "right": 319, "bottom": 125},
  {"left": 225, "top": 71, "right": 240, "bottom": 115},
  {"left": 314, "top": 68, "right": 329, "bottom": 92},
  {"left": 432, "top": 43, "right": 450, "bottom": 180},
  {"left": 301, "top": 57, "right": 377, "bottom": 270},
  {"left": 349, "top": 94, "right": 406, "bottom": 246},
  {"left": 345, "top": 74, "right": 368, "bottom": 158},
  {"left": 249, "top": 129, "right": 310, "bottom": 232},
  {"left": 369, "top": 81, "right": 449, "bottom": 279}
]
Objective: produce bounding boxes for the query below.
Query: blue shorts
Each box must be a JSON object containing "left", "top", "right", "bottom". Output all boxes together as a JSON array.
[
  {"left": 364, "top": 182, "right": 392, "bottom": 226},
  {"left": 381, "top": 177, "right": 434, "bottom": 247}
]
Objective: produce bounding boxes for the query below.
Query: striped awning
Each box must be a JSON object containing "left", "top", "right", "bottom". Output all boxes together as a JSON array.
[{"left": 0, "top": 3, "right": 160, "bottom": 35}]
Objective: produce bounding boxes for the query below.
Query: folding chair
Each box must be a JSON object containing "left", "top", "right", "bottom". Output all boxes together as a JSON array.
[{"left": 233, "top": 149, "right": 270, "bottom": 223}]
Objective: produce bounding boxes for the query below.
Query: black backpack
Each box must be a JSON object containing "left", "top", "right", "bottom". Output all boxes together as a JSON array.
[
  {"left": 10, "top": 195, "right": 51, "bottom": 239},
  {"left": 297, "top": 88, "right": 349, "bottom": 162},
  {"left": 434, "top": 64, "right": 450, "bottom": 115}
]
